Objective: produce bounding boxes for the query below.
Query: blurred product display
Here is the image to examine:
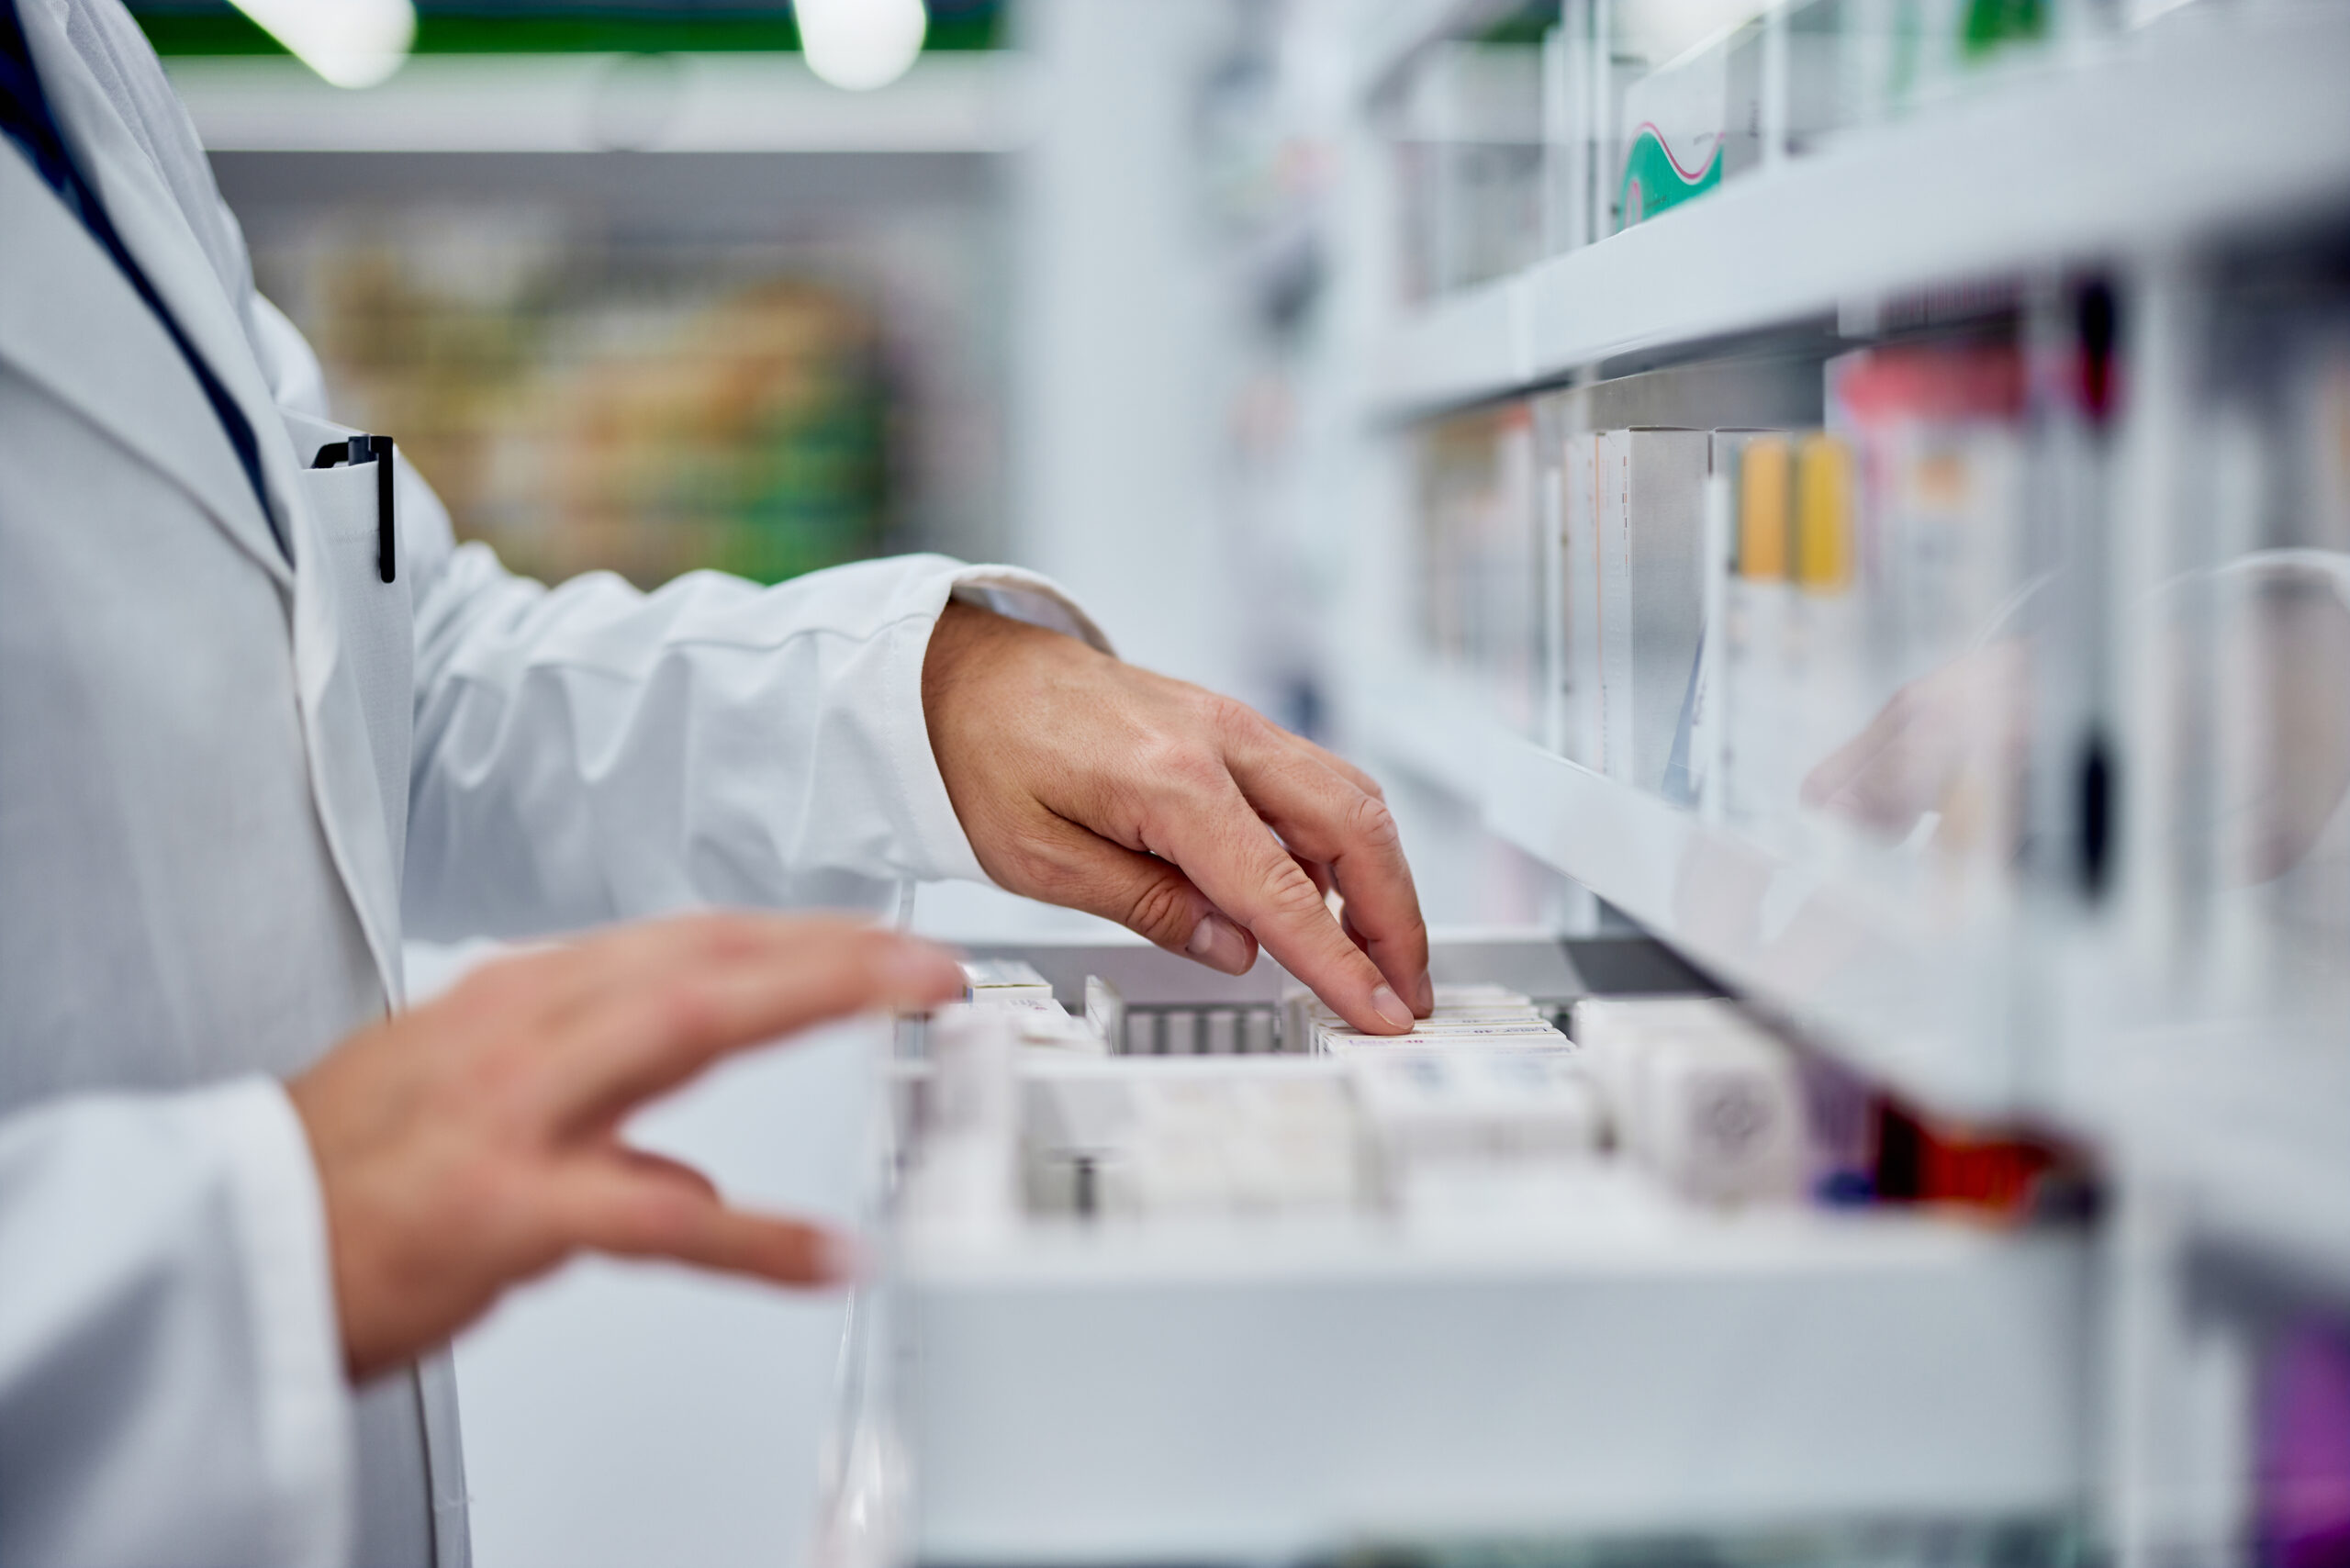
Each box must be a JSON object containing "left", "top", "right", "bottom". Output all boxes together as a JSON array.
[
  {"left": 272, "top": 230, "right": 894, "bottom": 588},
  {"left": 1391, "top": 0, "right": 2147, "bottom": 294},
  {"left": 1387, "top": 18, "right": 1549, "bottom": 299},
  {"left": 1416, "top": 405, "right": 1546, "bottom": 734},
  {"left": 1121, "top": 2, "right": 2346, "bottom": 1565},
  {"left": 140, "top": 2, "right": 1017, "bottom": 596}
]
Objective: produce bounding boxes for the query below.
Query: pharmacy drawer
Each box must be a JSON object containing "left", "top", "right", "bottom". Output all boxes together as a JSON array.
[{"left": 899, "top": 1207, "right": 2090, "bottom": 1563}]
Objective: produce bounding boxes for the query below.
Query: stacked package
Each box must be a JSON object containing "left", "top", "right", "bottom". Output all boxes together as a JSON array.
[
  {"left": 904, "top": 1002, "right": 1022, "bottom": 1240},
  {"left": 1108, "top": 1074, "right": 1361, "bottom": 1217},
  {"left": 1297, "top": 983, "right": 1595, "bottom": 1209},
  {"left": 960, "top": 958, "right": 1106, "bottom": 1054},
  {"left": 1571, "top": 997, "right": 1807, "bottom": 1206},
  {"left": 1287, "top": 980, "right": 1570, "bottom": 1056},
  {"left": 1349, "top": 1049, "right": 1605, "bottom": 1211}
]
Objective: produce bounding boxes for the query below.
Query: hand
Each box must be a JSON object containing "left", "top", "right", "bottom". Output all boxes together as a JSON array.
[
  {"left": 2211, "top": 568, "right": 2350, "bottom": 882},
  {"left": 923, "top": 600, "right": 1431, "bottom": 1035},
  {"left": 1800, "top": 639, "right": 2033, "bottom": 855},
  {"left": 288, "top": 914, "right": 963, "bottom": 1381}
]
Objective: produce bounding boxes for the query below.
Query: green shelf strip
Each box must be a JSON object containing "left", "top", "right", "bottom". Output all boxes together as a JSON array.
[{"left": 132, "top": 6, "right": 1002, "bottom": 58}]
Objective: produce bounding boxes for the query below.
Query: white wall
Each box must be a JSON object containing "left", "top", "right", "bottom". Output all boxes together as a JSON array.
[{"left": 1008, "top": 0, "right": 1243, "bottom": 697}]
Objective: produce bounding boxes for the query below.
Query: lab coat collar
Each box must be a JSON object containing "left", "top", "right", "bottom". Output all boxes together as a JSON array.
[
  {"left": 0, "top": 150, "right": 287, "bottom": 590},
  {"left": 7, "top": 0, "right": 296, "bottom": 588},
  {"left": 7, "top": 0, "right": 408, "bottom": 1009}
]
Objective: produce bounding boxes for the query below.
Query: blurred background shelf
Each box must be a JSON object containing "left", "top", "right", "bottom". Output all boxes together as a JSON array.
[
  {"left": 1354, "top": 0, "right": 1541, "bottom": 102},
  {"left": 1372, "top": 6, "right": 2350, "bottom": 417},
  {"left": 166, "top": 50, "right": 1038, "bottom": 153}
]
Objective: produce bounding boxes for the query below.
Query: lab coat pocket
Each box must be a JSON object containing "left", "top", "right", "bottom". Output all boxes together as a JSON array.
[{"left": 297, "top": 455, "right": 415, "bottom": 881}]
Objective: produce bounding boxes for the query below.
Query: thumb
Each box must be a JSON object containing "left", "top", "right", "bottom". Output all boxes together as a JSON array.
[{"left": 1009, "top": 817, "right": 1259, "bottom": 976}]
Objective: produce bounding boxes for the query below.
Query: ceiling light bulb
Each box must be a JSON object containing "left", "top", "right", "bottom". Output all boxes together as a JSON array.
[
  {"left": 230, "top": 0, "right": 416, "bottom": 88},
  {"left": 797, "top": 0, "right": 927, "bottom": 92}
]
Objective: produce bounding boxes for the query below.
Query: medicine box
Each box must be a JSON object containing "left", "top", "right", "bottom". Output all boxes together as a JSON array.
[{"left": 1615, "top": 17, "right": 1766, "bottom": 230}]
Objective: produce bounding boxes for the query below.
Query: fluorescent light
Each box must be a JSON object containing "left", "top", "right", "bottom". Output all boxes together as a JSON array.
[
  {"left": 229, "top": 0, "right": 416, "bottom": 89},
  {"left": 797, "top": 0, "right": 927, "bottom": 92}
]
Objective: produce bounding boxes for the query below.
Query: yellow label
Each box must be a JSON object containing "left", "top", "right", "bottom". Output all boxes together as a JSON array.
[
  {"left": 1796, "top": 432, "right": 1855, "bottom": 592},
  {"left": 1737, "top": 436, "right": 1791, "bottom": 580}
]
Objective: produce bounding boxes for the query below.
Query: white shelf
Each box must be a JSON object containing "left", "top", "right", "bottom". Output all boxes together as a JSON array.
[
  {"left": 166, "top": 50, "right": 1036, "bottom": 154},
  {"left": 1372, "top": 6, "right": 2350, "bottom": 415},
  {"left": 2065, "top": 1014, "right": 2350, "bottom": 1297},
  {"left": 1483, "top": 741, "right": 2041, "bottom": 1117},
  {"left": 1375, "top": 273, "right": 1530, "bottom": 417},
  {"left": 1341, "top": 659, "right": 1516, "bottom": 809},
  {"left": 1350, "top": 668, "right": 2031, "bottom": 1116}
]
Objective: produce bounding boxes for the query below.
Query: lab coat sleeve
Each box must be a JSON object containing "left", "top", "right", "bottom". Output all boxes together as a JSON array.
[
  {"left": 0, "top": 1078, "right": 352, "bottom": 1568},
  {"left": 242, "top": 297, "right": 1109, "bottom": 940},
  {"left": 402, "top": 539, "right": 1107, "bottom": 937}
]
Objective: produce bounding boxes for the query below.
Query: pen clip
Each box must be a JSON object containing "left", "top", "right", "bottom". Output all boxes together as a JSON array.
[{"left": 308, "top": 434, "right": 397, "bottom": 585}]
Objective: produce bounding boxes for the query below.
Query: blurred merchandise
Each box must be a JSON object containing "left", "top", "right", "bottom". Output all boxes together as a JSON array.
[
  {"left": 1869, "top": 1101, "right": 2065, "bottom": 1219},
  {"left": 254, "top": 219, "right": 896, "bottom": 588},
  {"left": 1310, "top": 1521, "right": 2084, "bottom": 1568},
  {"left": 1567, "top": 427, "right": 1709, "bottom": 792},
  {"left": 1824, "top": 0, "right": 2083, "bottom": 127},
  {"left": 1817, "top": 339, "right": 2029, "bottom": 868},
  {"left": 1390, "top": 26, "right": 1549, "bottom": 300},
  {"left": 1719, "top": 428, "right": 1793, "bottom": 826},
  {"left": 1830, "top": 340, "right": 2028, "bottom": 686},
  {"left": 1572, "top": 996, "right": 1807, "bottom": 1205},
  {"left": 1794, "top": 1045, "right": 1880, "bottom": 1203},
  {"left": 2259, "top": 1316, "right": 2350, "bottom": 1568},
  {"left": 1416, "top": 402, "right": 1544, "bottom": 734},
  {"left": 2095, "top": 279, "right": 2349, "bottom": 1031},
  {"left": 1702, "top": 336, "right": 2037, "bottom": 893},
  {"left": 1612, "top": 7, "right": 1764, "bottom": 230}
]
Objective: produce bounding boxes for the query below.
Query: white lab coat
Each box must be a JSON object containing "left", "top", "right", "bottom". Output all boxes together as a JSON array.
[{"left": 0, "top": 0, "right": 1100, "bottom": 1562}]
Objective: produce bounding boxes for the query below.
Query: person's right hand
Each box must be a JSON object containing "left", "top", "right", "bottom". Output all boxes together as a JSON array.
[
  {"left": 287, "top": 914, "right": 963, "bottom": 1382},
  {"left": 922, "top": 600, "right": 1430, "bottom": 1035}
]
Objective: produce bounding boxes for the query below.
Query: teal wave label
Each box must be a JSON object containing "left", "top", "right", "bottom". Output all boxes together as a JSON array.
[{"left": 1617, "top": 124, "right": 1723, "bottom": 230}]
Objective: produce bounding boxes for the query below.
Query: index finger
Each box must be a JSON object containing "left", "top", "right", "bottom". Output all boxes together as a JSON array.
[
  {"left": 1224, "top": 738, "right": 1431, "bottom": 1016},
  {"left": 552, "top": 916, "right": 964, "bottom": 1129},
  {"left": 1138, "top": 772, "right": 1419, "bottom": 1036}
]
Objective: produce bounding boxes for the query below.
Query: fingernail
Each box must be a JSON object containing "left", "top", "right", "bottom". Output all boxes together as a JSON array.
[
  {"left": 816, "top": 1232, "right": 866, "bottom": 1284},
  {"left": 1415, "top": 973, "right": 1436, "bottom": 1016},
  {"left": 1186, "top": 914, "right": 1252, "bottom": 975},
  {"left": 1371, "top": 983, "right": 1416, "bottom": 1032}
]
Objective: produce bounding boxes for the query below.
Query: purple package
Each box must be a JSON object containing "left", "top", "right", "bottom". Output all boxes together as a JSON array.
[{"left": 2260, "top": 1316, "right": 2350, "bottom": 1568}]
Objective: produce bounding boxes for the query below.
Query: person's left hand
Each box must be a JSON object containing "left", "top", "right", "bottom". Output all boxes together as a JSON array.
[
  {"left": 1800, "top": 638, "right": 2032, "bottom": 851},
  {"left": 290, "top": 914, "right": 964, "bottom": 1379},
  {"left": 923, "top": 601, "right": 1431, "bottom": 1036}
]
